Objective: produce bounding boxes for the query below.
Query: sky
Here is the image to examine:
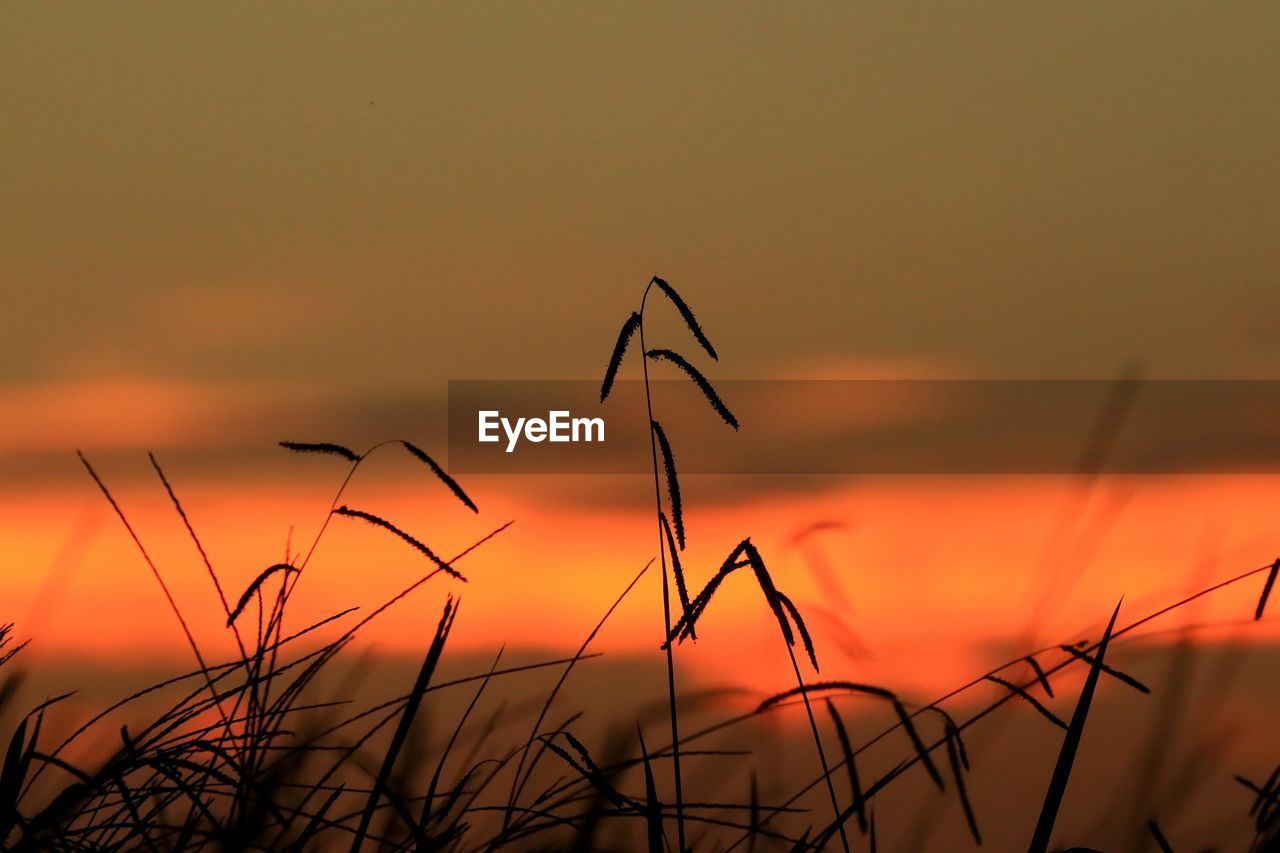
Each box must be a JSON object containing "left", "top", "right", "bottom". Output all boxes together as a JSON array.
[
  {"left": 3, "top": 2, "right": 1280, "bottom": 690},
  {"left": 5, "top": 2, "right": 1280, "bottom": 396}
]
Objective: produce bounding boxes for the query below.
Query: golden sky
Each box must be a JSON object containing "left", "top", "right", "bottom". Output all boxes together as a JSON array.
[{"left": 4, "top": 2, "right": 1280, "bottom": 398}]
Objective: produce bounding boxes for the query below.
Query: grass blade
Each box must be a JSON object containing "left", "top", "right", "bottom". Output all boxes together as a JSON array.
[
  {"left": 645, "top": 348, "right": 739, "bottom": 430},
  {"left": 781, "top": 642, "right": 849, "bottom": 853},
  {"left": 651, "top": 420, "right": 685, "bottom": 549},
  {"left": 659, "top": 512, "right": 695, "bottom": 639},
  {"left": 638, "top": 728, "right": 664, "bottom": 853},
  {"left": 944, "top": 728, "right": 981, "bottom": 844},
  {"left": 333, "top": 506, "right": 465, "bottom": 581},
  {"left": 505, "top": 562, "right": 651, "bottom": 829},
  {"left": 1257, "top": 558, "right": 1279, "bottom": 620},
  {"left": 227, "top": 563, "right": 299, "bottom": 627},
  {"left": 0, "top": 717, "right": 29, "bottom": 841},
  {"left": 1148, "top": 819, "right": 1174, "bottom": 853},
  {"left": 600, "top": 312, "right": 642, "bottom": 402},
  {"left": 1058, "top": 644, "right": 1150, "bottom": 693},
  {"left": 1025, "top": 655, "right": 1056, "bottom": 698},
  {"left": 757, "top": 680, "right": 944, "bottom": 790},
  {"left": 651, "top": 276, "right": 718, "bottom": 361},
  {"left": 351, "top": 597, "right": 457, "bottom": 852},
  {"left": 541, "top": 732, "right": 634, "bottom": 812},
  {"left": 278, "top": 441, "right": 361, "bottom": 463},
  {"left": 985, "top": 675, "right": 1068, "bottom": 730},
  {"left": 748, "top": 771, "right": 760, "bottom": 852},
  {"left": 824, "top": 699, "right": 867, "bottom": 834},
  {"left": 1028, "top": 599, "right": 1123, "bottom": 853},
  {"left": 400, "top": 441, "right": 478, "bottom": 513},
  {"left": 775, "top": 589, "right": 819, "bottom": 671}
]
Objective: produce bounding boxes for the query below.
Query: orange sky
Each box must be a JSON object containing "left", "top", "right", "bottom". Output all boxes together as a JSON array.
[{"left": 6, "top": 464, "right": 1277, "bottom": 701}]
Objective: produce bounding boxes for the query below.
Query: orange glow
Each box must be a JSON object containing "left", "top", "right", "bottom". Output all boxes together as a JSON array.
[{"left": 5, "top": 467, "right": 1277, "bottom": 701}]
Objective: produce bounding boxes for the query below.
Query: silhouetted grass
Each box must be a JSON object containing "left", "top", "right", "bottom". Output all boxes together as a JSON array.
[
  {"left": 228, "top": 564, "right": 300, "bottom": 627},
  {"left": 0, "top": 463, "right": 1272, "bottom": 852},
  {"left": 332, "top": 506, "right": 465, "bottom": 581},
  {"left": 0, "top": 280, "right": 1277, "bottom": 851},
  {"left": 645, "top": 349, "right": 739, "bottom": 430},
  {"left": 400, "top": 441, "right": 479, "bottom": 514},
  {"left": 651, "top": 420, "right": 686, "bottom": 550},
  {"left": 1257, "top": 558, "right": 1279, "bottom": 620},
  {"left": 1029, "top": 600, "right": 1122, "bottom": 853}
]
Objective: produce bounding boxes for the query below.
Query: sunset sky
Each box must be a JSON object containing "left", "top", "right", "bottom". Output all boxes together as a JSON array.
[{"left": 4, "top": 2, "right": 1280, "bottom": 694}]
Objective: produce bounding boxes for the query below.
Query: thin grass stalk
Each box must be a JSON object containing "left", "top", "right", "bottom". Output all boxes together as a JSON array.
[
  {"left": 1256, "top": 558, "right": 1279, "bottom": 620},
  {"left": 148, "top": 454, "right": 271, "bottom": 837},
  {"left": 823, "top": 700, "right": 866, "bottom": 835},
  {"left": 351, "top": 598, "right": 458, "bottom": 851},
  {"left": 781, "top": 642, "right": 850, "bottom": 853},
  {"left": 418, "top": 647, "right": 504, "bottom": 837},
  {"left": 638, "top": 277, "right": 687, "bottom": 852},
  {"left": 1028, "top": 600, "right": 1124, "bottom": 853},
  {"left": 257, "top": 441, "right": 384, "bottom": 783},
  {"left": 263, "top": 656, "right": 586, "bottom": 850},
  {"left": 502, "top": 561, "right": 651, "bottom": 833},
  {"left": 1148, "top": 819, "right": 1174, "bottom": 853},
  {"left": 76, "top": 453, "right": 235, "bottom": 740},
  {"left": 148, "top": 453, "right": 248, "bottom": 658}
]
